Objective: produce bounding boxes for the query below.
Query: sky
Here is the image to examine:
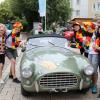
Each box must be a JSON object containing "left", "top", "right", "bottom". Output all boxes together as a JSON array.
[{"left": 0, "top": 0, "right": 5, "bottom": 3}]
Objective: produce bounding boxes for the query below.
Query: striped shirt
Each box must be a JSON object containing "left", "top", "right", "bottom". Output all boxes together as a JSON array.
[{"left": 0, "top": 35, "right": 5, "bottom": 54}]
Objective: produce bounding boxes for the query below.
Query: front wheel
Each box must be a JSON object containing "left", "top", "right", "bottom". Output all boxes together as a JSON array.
[
  {"left": 21, "top": 85, "right": 31, "bottom": 96},
  {"left": 80, "top": 87, "right": 90, "bottom": 93}
]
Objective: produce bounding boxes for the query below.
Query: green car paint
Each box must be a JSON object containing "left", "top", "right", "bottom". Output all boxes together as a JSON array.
[{"left": 20, "top": 36, "right": 93, "bottom": 94}]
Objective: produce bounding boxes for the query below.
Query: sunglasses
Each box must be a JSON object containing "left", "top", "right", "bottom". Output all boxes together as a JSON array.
[{"left": 0, "top": 30, "right": 5, "bottom": 33}]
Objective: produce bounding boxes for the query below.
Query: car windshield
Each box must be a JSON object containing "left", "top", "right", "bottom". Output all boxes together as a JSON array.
[{"left": 26, "top": 37, "right": 69, "bottom": 51}]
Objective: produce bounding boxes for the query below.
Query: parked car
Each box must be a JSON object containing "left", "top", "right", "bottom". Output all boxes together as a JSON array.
[{"left": 20, "top": 34, "right": 94, "bottom": 96}]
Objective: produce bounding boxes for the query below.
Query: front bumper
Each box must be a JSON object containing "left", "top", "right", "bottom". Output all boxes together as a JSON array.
[{"left": 21, "top": 73, "right": 92, "bottom": 93}]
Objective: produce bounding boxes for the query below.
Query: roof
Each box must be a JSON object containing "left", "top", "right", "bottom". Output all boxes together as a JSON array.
[{"left": 70, "top": 18, "right": 99, "bottom": 23}]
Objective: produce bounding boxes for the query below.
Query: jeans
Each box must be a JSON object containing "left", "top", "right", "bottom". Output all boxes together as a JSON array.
[{"left": 88, "top": 54, "right": 99, "bottom": 74}]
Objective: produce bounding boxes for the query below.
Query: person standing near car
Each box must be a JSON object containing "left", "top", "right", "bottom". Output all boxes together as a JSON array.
[
  {"left": 72, "top": 22, "right": 84, "bottom": 55},
  {"left": 38, "top": 22, "right": 43, "bottom": 34},
  {"left": 95, "top": 20, "right": 100, "bottom": 70},
  {"left": 0, "top": 24, "right": 6, "bottom": 83},
  {"left": 6, "top": 22, "right": 23, "bottom": 83},
  {"left": 95, "top": 26, "right": 100, "bottom": 98},
  {"left": 88, "top": 28, "right": 99, "bottom": 94},
  {"left": 51, "top": 22, "right": 57, "bottom": 34},
  {"left": 82, "top": 22, "right": 95, "bottom": 58},
  {"left": 95, "top": 26, "right": 100, "bottom": 70}
]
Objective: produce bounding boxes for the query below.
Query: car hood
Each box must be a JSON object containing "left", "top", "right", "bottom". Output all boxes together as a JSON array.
[{"left": 21, "top": 48, "right": 89, "bottom": 75}]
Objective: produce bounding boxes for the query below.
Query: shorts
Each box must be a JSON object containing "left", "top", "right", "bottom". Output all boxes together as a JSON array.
[
  {"left": 0, "top": 54, "right": 5, "bottom": 64},
  {"left": 6, "top": 47, "right": 18, "bottom": 59},
  {"left": 88, "top": 54, "right": 99, "bottom": 74}
]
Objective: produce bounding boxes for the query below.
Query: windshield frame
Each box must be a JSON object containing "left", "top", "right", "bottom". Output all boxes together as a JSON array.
[
  {"left": 25, "top": 35, "right": 70, "bottom": 52},
  {"left": 27, "top": 34, "right": 65, "bottom": 41}
]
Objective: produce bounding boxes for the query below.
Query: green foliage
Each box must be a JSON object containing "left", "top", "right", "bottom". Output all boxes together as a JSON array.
[
  {"left": 47, "top": 0, "right": 71, "bottom": 25},
  {"left": 9, "top": 0, "right": 39, "bottom": 22},
  {"left": 0, "top": 0, "right": 14, "bottom": 23},
  {"left": 9, "top": 0, "right": 71, "bottom": 27},
  {"left": 0, "top": 0, "right": 72, "bottom": 30}
]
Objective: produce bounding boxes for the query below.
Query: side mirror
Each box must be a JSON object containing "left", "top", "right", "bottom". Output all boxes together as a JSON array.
[
  {"left": 21, "top": 47, "right": 26, "bottom": 52},
  {"left": 70, "top": 43, "right": 76, "bottom": 48}
]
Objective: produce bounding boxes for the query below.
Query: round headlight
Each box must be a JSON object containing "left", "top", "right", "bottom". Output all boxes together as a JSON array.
[
  {"left": 84, "top": 65, "right": 94, "bottom": 75},
  {"left": 22, "top": 67, "right": 32, "bottom": 78}
]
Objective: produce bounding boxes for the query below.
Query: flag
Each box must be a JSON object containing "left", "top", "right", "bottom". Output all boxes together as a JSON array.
[{"left": 38, "top": 0, "right": 46, "bottom": 17}]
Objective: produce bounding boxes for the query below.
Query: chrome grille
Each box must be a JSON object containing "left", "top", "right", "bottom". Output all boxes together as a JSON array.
[{"left": 39, "top": 72, "right": 78, "bottom": 88}]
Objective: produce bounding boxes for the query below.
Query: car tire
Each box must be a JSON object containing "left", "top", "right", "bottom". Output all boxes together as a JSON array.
[
  {"left": 80, "top": 87, "right": 90, "bottom": 93},
  {"left": 21, "top": 85, "right": 31, "bottom": 96}
]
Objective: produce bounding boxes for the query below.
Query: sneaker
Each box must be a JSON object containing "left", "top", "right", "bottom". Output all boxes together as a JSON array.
[
  {"left": 0, "top": 79, "right": 4, "bottom": 84},
  {"left": 13, "top": 78, "right": 21, "bottom": 83},
  {"left": 9, "top": 75, "right": 13, "bottom": 79},
  {"left": 91, "top": 85, "right": 97, "bottom": 94},
  {"left": 97, "top": 94, "right": 100, "bottom": 99}
]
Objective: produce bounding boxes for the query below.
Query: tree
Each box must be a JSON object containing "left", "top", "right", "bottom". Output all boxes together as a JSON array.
[
  {"left": 9, "top": 0, "right": 39, "bottom": 30},
  {"left": 0, "top": 0, "right": 14, "bottom": 23},
  {"left": 47, "top": 0, "right": 71, "bottom": 25},
  {"left": 9, "top": 0, "right": 72, "bottom": 29}
]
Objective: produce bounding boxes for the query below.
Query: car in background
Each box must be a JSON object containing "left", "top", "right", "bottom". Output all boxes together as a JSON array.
[{"left": 20, "top": 35, "right": 94, "bottom": 96}]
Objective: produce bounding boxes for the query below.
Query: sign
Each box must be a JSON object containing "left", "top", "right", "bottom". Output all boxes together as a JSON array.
[{"left": 38, "top": 0, "right": 46, "bottom": 17}]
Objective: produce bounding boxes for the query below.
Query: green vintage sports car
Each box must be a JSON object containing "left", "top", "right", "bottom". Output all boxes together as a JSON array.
[{"left": 20, "top": 35, "right": 94, "bottom": 96}]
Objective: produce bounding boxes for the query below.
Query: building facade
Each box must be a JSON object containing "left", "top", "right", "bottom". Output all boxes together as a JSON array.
[
  {"left": 88, "top": 0, "right": 100, "bottom": 18},
  {"left": 70, "top": 0, "right": 100, "bottom": 19},
  {"left": 70, "top": 0, "right": 88, "bottom": 19}
]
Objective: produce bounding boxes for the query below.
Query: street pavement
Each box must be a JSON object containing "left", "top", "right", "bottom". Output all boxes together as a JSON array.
[
  {"left": 0, "top": 57, "right": 10, "bottom": 93},
  {"left": 0, "top": 34, "right": 100, "bottom": 100}
]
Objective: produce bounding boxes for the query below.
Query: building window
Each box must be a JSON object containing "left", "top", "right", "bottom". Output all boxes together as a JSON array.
[
  {"left": 93, "top": 4, "right": 95, "bottom": 9},
  {"left": 94, "top": 2, "right": 100, "bottom": 11},
  {"left": 76, "top": 10, "right": 80, "bottom": 16},
  {"left": 97, "top": 3, "right": 100, "bottom": 9},
  {"left": 76, "top": 0, "right": 80, "bottom": 5}
]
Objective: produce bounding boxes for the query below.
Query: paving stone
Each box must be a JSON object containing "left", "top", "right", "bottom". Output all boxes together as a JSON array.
[{"left": 0, "top": 34, "right": 99, "bottom": 100}]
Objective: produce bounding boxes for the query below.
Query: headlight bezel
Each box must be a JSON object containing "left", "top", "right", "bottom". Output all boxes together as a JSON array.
[
  {"left": 21, "top": 67, "right": 33, "bottom": 78},
  {"left": 84, "top": 65, "right": 94, "bottom": 76}
]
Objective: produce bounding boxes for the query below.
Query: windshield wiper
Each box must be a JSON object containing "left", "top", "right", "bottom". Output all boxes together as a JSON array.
[
  {"left": 26, "top": 43, "right": 44, "bottom": 52},
  {"left": 48, "top": 41, "right": 73, "bottom": 51},
  {"left": 48, "top": 41, "right": 66, "bottom": 48},
  {"left": 48, "top": 41, "right": 56, "bottom": 46}
]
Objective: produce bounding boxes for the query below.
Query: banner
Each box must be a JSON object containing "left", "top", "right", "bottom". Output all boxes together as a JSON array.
[{"left": 38, "top": 0, "right": 46, "bottom": 17}]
